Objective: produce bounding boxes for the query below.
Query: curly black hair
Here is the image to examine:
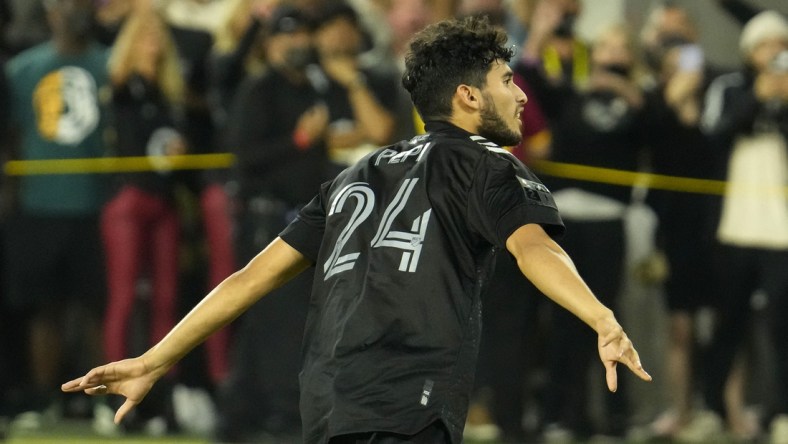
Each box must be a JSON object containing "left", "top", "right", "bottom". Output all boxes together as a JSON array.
[{"left": 402, "top": 16, "right": 513, "bottom": 122}]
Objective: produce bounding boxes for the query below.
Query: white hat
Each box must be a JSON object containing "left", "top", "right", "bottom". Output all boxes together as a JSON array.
[{"left": 739, "top": 11, "right": 788, "bottom": 55}]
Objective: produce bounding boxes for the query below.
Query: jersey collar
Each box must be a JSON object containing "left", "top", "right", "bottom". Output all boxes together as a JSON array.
[
  {"left": 423, "top": 120, "right": 473, "bottom": 137},
  {"left": 424, "top": 120, "right": 509, "bottom": 155}
]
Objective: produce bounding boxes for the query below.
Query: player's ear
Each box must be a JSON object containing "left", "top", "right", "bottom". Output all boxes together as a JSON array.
[{"left": 455, "top": 84, "right": 481, "bottom": 111}]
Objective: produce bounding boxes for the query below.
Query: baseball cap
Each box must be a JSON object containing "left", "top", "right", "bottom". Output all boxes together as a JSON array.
[
  {"left": 314, "top": 1, "right": 359, "bottom": 30},
  {"left": 268, "top": 5, "right": 312, "bottom": 36},
  {"left": 739, "top": 11, "right": 788, "bottom": 55}
]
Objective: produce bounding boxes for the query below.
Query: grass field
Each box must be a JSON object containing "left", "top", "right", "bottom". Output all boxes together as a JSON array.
[
  {"left": 0, "top": 418, "right": 543, "bottom": 443},
  {"left": 0, "top": 415, "right": 750, "bottom": 443},
  {"left": 1, "top": 420, "right": 515, "bottom": 443},
  {"left": 2, "top": 419, "right": 210, "bottom": 444}
]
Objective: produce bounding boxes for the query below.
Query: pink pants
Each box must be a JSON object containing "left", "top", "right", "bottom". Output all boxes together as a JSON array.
[{"left": 101, "top": 186, "right": 180, "bottom": 362}]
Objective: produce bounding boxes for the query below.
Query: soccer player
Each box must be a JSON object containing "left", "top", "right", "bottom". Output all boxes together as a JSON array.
[{"left": 63, "top": 16, "right": 651, "bottom": 443}]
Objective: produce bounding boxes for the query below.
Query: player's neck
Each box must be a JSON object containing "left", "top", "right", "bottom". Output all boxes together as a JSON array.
[{"left": 447, "top": 114, "right": 480, "bottom": 137}]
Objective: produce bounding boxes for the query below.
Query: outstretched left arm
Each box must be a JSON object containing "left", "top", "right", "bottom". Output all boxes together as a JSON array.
[{"left": 506, "top": 223, "right": 652, "bottom": 392}]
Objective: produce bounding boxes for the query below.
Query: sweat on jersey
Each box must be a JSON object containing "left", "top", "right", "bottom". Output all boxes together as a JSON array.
[{"left": 280, "top": 120, "right": 565, "bottom": 444}]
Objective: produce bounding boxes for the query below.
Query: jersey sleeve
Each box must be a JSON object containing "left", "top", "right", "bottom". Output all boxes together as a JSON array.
[
  {"left": 279, "top": 181, "right": 331, "bottom": 262},
  {"left": 467, "top": 153, "right": 564, "bottom": 248}
]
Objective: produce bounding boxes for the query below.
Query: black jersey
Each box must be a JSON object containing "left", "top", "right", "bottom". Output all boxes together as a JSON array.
[{"left": 280, "top": 121, "right": 564, "bottom": 444}]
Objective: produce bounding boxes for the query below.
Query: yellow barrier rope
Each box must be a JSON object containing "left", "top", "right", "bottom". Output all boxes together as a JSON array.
[
  {"left": 531, "top": 160, "right": 728, "bottom": 195},
  {"left": 3, "top": 153, "right": 235, "bottom": 176},
  {"left": 3, "top": 154, "right": 787, "bottom": 197}
]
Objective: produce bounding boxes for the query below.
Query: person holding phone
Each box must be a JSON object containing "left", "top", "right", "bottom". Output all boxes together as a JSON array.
[
  {"left": 638, "top": 4, "right": 727, "bottom": 439},
  {"left": 701, "top": 11, "right": 788, "bottom": 443},
  {"left": 515, "top": 21, "right": 649, "bottom": 440}
]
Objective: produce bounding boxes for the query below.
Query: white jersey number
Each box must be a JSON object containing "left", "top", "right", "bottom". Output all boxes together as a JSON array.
[{"left": 323, "top": 179, "right": 431, "bottom": 280}]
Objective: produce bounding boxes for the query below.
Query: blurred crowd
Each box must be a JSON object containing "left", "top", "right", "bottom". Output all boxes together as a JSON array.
[{"left": 0, "top": 0, "right": 786, "bottom": 443}]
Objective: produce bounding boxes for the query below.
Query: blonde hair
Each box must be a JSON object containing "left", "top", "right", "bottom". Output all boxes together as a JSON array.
[
  {"left": 108, "top": 10, "right": 185, "bottom": 105},
  {"left": 213, "top": 0, "right": 252, "bottom": 54},
  {"left": 212, "top": 0, "right": 271, "bottom": 76}
]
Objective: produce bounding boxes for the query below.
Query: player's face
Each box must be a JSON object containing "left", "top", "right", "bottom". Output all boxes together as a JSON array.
[{"left": 477, "top": 61, "right": 527, "bottom": 147}]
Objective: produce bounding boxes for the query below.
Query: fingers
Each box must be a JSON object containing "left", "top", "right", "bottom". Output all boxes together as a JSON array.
[
  {"left": 80, "top": 366, "right": 106, "bottom": 387},
  {"left": 61, "top": 377, "right": 86, "bottom": 392},
  {"left": 85, "top": 385, "right": 109, "bottom": 396},
  {"left": 619, "top": 348, "right": 653, "bottom": 383},
  {"left": 604, "top": 360, "right": 618, "bottom": 392},
  {"left": 599, "top": 328, "right": 653, "bottom": 391},
  {"left": 630, "top": 364, "right": 653, "bottom": 382},
  {"left": 607, "top": 336, "right": 654, "bottom": 384},
  {"left": 62, "top": 363, "right": 120, "bottom": 393},
  {"left": 61, "top": 368, "right": 107, "bottom": 392},
  {"left": 115, "top": 399, "right": 138, "bottom": 424}
]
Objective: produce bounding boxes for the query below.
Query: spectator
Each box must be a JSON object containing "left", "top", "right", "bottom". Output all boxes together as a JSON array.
[
  {"left": 159, "top": 0, "right": 220, "bottom": 192},
  {"left": 639, "top": 3, "right": 726, "bottom": 439},
  {"left": 2, "top": 0, "right": 109, "bottom": 426},
  {"left": 208, "top": 0, "right": 271, "bottom": 128},
  {"left": 700, "top": 10, "right": 788, "bottom": 443},
  {"left": 516, "top": 20, "right": 648, "bottom": 440},
  {"left": 200, "top": 0, "right": 276, "bottom": 398},
  {"left": 215, "top": 5, "right": 329, "bottom": 441},
  {"left": 312, "top": 0, "right": 398, "bottom": 167},
  {"left": 517, "top": 0, "right": 589, "bottom": 104},
  {"left": 99, "top": 6, "right": 187, "bottom": 432}
]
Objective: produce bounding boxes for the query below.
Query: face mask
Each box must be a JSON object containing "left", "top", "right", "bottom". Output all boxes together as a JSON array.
[
  {"left": 643, "top": 34, "right": 693, "bottom": 71},
  {"left": 658, "top": 34, "right": 693, "bottom": 50},
  {"left": 554, "top": 14, "right": 577, "bottom": 38},
  {"left": 600, "top": 63, "right": 631, "bottom": 78},
  {"left": 284, "top": 46, "right": 314, "bottom": 70}
]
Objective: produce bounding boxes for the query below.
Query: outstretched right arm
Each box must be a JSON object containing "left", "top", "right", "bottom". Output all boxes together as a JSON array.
[{"left": 61, "top": 237, "right": 312, "bottom": 424}]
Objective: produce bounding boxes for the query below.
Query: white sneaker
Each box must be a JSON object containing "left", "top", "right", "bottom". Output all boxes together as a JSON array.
[
  {"left": 91, "top": 402, "right": 121, "bottom": 437},
  {"left": 729, "top": 407, "right": 761, "bottom": 441},
  {"left": 542, "top": 423, "right": 574, "bottom": 444},
  {"left": 11, "top": 402, "right": 61, "bottom": 432},
  {"left": 144, "top": 416, "right": 168, "bottom": 437},
  {"left": 771, "top": 414, "right": 788, "bottom": 444},
  {"left": 172, "top": 384, "right": 218, "bottom": 436},
  {"left": 649, "top": 409, "right": 680, "bottom": 437},
  {"left": 675, "top": 410, "right": 725, "bottom": 443},
  {"left": 10, "top": 411, "right": 44, "bottom": 432}
]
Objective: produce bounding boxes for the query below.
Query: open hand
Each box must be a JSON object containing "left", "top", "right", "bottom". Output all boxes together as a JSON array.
[
  {"left": 61, "top": 357, "right": 163, "bottom": 424},
  {"left": 596, "top": 321, "right": 652, "bottom": 392}
]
